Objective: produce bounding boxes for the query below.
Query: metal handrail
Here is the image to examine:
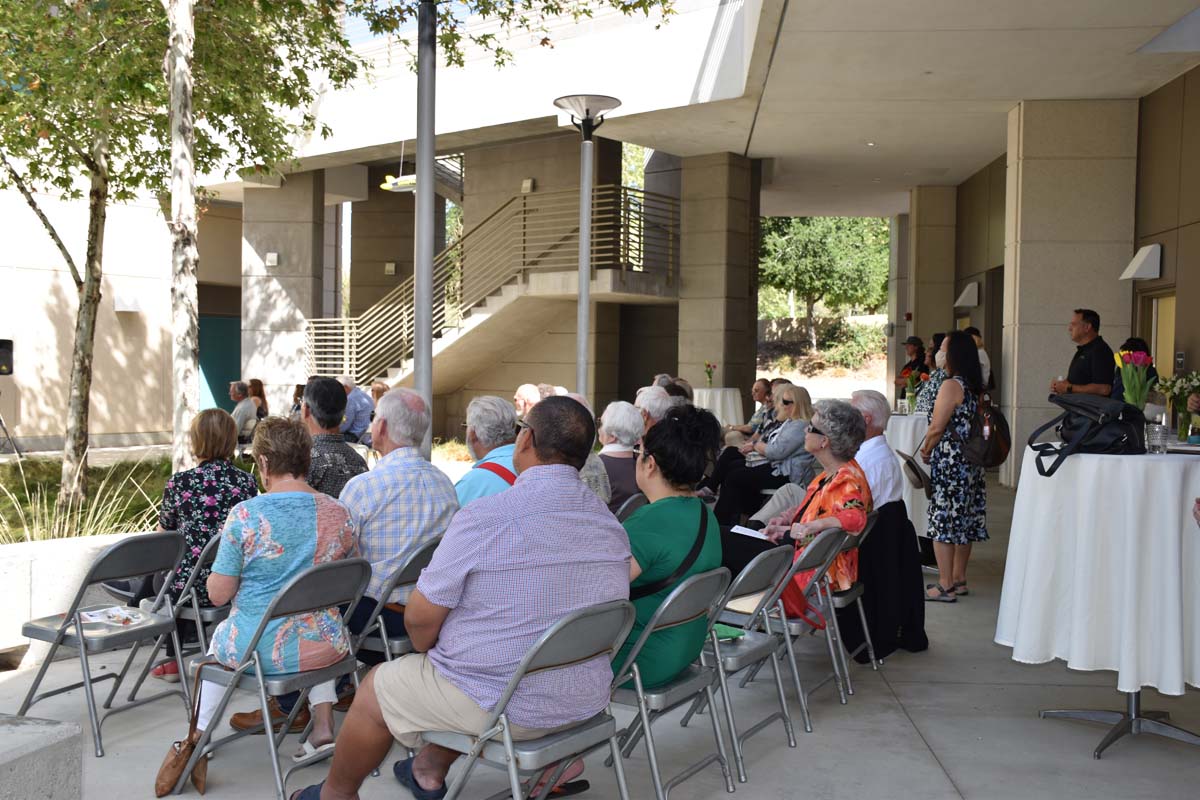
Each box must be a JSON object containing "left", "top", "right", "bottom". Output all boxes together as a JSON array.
[{"left": 306, "top": 184, "right": 679, "bottom": 384}]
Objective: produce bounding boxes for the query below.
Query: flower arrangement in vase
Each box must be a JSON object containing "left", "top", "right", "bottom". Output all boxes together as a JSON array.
[
  {"left": 1154, "top": 371, "right": 1200, "bottom": 441},
  {"left": 1114, "top": 350, "right": 1153, "bottom": 410},
  {"left": 703, "top": 361, "right": 717, "bottom": 387}
]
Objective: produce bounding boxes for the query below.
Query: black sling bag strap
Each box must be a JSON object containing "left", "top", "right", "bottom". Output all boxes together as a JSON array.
[{"left": 630, "top": 501, "right": 709, "bottom": 600}]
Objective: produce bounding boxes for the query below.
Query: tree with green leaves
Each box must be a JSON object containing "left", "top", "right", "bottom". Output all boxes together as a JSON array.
[
  {"left": 2, "top": 0, "right": 673, "bottom": 517},
  {"left": 758, "top": 216, "right": 889, "bottom": 350}
]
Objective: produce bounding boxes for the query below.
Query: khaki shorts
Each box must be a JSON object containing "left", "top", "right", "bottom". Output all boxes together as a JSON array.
[{"left": 373, "top": 653, "right": 560, "bottom": 748}]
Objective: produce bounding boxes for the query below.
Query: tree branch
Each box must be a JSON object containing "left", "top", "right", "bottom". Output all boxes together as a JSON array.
[{"left": 1, "top": 155, "right": 84, "bottom": 289}]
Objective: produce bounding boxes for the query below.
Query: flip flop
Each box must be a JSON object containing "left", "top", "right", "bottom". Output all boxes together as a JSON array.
[
  {"left": 528, "top": 758, "right": 586, "bottom": 798},
  {"left": 394, "top": 757, "right": 448, "bottom": 800},
  {"left": 292, "top": 740, "right": 335, "bottom": 764},
  {"left": 547, "top": 781, "right": 591, "bottom": 797},
  {"left": 289, "top": 782, "right": 324, "bottom": 800}
]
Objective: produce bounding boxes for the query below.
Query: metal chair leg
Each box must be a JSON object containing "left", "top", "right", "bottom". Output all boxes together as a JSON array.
[
  {"left": 703, "top": 684, "right": 735, "bottom": 794},
  {"left": 16, "top": 638, "right": 58, "bottom": 716},
  {"left": 766, "top": 642, "right": 797, "bottom": 747},
  {"left": 773, "top": 604, "right": 812, "bottom": 732},
  {"left": 500, "top": 718, "right": 526, "bottom": 800},
  {"left": 855, "top": 597, "right": 879, "bottom": 669},
  {"left": 633, "top": 672, "right": 666, "bottom": 800},
  {"left": 251, "top": 659, "right": 287, "bottom": 800},
  {"left": 76, "top": 646, "right": 105, "bottom": 758},
  {"left": 820, "top": 582, "right": 853, "bottom": 698},
  {"left": 712, "top": 654, "right": 746, "bottom": 782},
  {"left": 607, "top": 721, "right": 632, "bottom": 800}
]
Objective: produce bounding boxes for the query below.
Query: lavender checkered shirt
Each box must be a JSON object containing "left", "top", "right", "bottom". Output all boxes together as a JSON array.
[
  {"left": 338, "top": 446, "right": 458, "bottom": 603},
  {"left": 418, "top": 464, "right": 631, "bottom": 729}
]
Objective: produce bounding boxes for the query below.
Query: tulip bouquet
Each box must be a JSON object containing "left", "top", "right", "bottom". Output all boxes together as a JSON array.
[
  {"left": 1114, "top": 350, "right": 1154, "bottom": 409},
  {"left": 704, "top": 361, "right": 717, "bottom": 387},
  {"left": 905, "top": 369, "right": 928, "bottom": 398}
]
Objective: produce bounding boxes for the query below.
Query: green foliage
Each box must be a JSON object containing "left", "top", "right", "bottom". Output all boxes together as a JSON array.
[
  {"left": 759, "top": 216, "right": 889, "bottom": 315},
  {"left": 0, "top": 455, "right": 259, "bottom": 544},
  {"left": 821, "top": 320, "right": 886, "bottom": 370},
  {"left": 622, "top": 143, "right": 647, "bottom": 189},
  {"left": 0, "top": 1, "right": 363, "bottom": 203},
  {"left": 757, "top": 285, "right": 792, "bottom": 319}
]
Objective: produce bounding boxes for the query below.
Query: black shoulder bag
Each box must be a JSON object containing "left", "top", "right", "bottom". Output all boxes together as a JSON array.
[
  {"left": 1027, "top": 393, "right": 1146, "bottom": 478},
  {"left": 630, "top": 502, "right": 709, "bottom": 600}
]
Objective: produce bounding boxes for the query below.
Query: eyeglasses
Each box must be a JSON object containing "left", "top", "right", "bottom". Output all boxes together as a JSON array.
[
  {"left": 632, "top": 443, "right": 652, "bottom": 460},
  {"left": 517, "top": 419, "right": 537, "bottom": 446},
  {"left": 806, "top": 424, "right": 825, "bottom": 437}
]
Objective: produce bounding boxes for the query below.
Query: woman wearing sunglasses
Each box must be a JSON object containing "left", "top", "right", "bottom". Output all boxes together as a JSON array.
[{"left": 710, "top": 383, "right": 817, "bottom": 526}]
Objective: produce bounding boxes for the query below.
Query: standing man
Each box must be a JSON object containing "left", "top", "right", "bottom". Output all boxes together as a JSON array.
[
  {"left": 513, "top": 383, "right": 541, "bottom": 418},
  {"left": 1050, "top": 309, "right": 1113, "bottom": 397},
  {"left": 894, "top": 336, "right": 929, "bottom": 397},
  {"left": 301, "top": 377, "right": 368, "bottom": 498},
  {"left": 228, "top": 381, "right": 257, "bottom": 442},
  {"left": 336, "top": 375, "right": 375, "bottom": 443},
  {"left": 454, "top": 396, "right": 518, "bottom": 507}
]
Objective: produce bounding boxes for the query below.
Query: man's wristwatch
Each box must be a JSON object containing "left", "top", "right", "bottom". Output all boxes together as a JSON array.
[{"left": 1066, "top": 383, "right": 1073, "bottom": 393}]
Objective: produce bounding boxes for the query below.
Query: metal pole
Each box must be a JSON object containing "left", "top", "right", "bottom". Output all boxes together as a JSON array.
[
  {"left": 576, "top": 137, "right": 594, "bottom": 398},
  {"left": 414, "top": 0, "right": 435, "bottom": 458}
]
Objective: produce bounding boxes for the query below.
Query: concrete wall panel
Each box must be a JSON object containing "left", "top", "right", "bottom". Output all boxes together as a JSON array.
[{"left": 1136, "top": 76, "right": 1184, "bottom": 238}]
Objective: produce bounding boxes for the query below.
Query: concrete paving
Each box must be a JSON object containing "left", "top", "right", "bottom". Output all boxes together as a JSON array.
[{"left": 1, "top": 481, "right": 1198, "bottom": 799}]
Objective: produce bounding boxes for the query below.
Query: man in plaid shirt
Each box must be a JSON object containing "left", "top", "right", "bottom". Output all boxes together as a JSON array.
[{"left": 298, "top": 396, "right": 630, "bottom": 800}]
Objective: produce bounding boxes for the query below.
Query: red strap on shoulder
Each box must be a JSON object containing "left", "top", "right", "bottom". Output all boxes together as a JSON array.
[{"left": 474, "top": 461, "right": 517, "bottom": 485}]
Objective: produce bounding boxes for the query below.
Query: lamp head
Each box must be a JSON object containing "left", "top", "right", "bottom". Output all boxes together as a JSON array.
[{"left": 554, "top": 94, "right": 621, "bottom": 140}]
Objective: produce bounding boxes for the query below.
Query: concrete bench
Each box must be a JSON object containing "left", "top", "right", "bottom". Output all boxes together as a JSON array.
[{"left": 0, "top": 714, "right": 82, "bottom": 800}]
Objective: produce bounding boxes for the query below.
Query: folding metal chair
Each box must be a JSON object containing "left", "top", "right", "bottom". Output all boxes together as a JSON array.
[
  {"left": 121, "top": 533, "right": 232, "bottom": 703},
  {"left": 172, "top": 558, "right": 372, "bottom": 800},
  {"left": 817, "top": 512, "right": 881, "bottom": 697},
  {"left": 615, "top": 492, "right": 648, "bottom": 522},
  {"left": 690, "top": 546, "right": 796, "bottom": 783},
  {"left": 421, "top": 599, "right": 637, "bottom": 800},
  {"left": 719, "top": 528, "right": 850, "bottom": 714},
  {"left": 352, "top": 535, "right": 442, "bottom": 663},
  {"left": 17, "top": 531, "right": 188, "bottom": 757},
  {"left": 611, "top": 567, "right": 735, "bottom": 799}
]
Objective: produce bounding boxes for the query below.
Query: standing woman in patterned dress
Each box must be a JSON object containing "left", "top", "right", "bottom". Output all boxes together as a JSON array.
[{"left": 919, "top": 330, "right": 988, "bottom": 602}]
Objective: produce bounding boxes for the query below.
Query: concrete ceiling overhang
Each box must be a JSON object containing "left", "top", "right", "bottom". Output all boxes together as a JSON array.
[{"left": 606, "top": 0, "right": 1200, "bottom": 217}]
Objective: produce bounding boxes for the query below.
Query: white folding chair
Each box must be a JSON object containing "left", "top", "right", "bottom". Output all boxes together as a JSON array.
[
  {"left": 172, "top": 558, "right": 372, "bottom": 800},
  {"left": 421, "top": 599, "right": 638, "bottom": 800},
  {"left": 17, "top": 531, "right": 188, "bottom": 757},
  {"left": 690, "top": 546, "right": 796, "bottom": 783},
  {"left": 611, "top": 567, "right": 736, "bottom": 799}
]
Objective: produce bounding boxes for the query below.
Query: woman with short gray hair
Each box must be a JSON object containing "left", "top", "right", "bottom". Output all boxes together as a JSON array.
[
  {"left": 764, "top": 399, "right": 873, "bottom": 618},
  {"left": 598, "top": 401, "right": 643, "bottom": 513}
]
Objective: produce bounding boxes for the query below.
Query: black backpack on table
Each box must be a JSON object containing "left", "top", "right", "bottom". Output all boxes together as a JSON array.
[{"left": 1028, "top": 393, "right": 1146, "bottom": 477}]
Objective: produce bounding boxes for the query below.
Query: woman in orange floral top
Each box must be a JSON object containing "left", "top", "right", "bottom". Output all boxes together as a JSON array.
[{"left": 764, "top": 400, "right": 872, "bottom": 619}]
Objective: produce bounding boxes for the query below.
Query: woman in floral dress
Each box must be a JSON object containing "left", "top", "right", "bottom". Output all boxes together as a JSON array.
[
  {"left": 915, "top": 332, "right": 948, "bottom": 419},
  {"left": 150, "top": 409, "right": 258, "bottom": 682},
  {"left": 919, "top": 330, "right": 988, "bottom": 602}
]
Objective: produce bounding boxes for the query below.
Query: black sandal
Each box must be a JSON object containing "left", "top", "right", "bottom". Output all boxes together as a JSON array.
[
  {"left": 951, "top": 581, "right": 969, "bottom": 596},
  {"left": 925, "top": 583, "right": 957, "bottom": 603}
]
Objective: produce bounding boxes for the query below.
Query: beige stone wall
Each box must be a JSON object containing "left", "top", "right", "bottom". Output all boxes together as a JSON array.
[
  {"left": 350, "top": 168, "right": 414, "bottom": 315},
  {"left": 433, "top": 300, "right": 620, "bottom": 439},
  {"left": 1002, "top": 99, "right": 1137, "bottom": 485},
  {"left": 197, "top": 203, "right": 242, "bottom": 286},
  {"left": 0, "top": 190, "right": 172, "bottom": 449},
  {"left": 907, "top": 186, "right": 957, "bottom": 343},
  {"left": 618, "top": 304, "right": 679, "bottom": 402},
  {"left": 1133, "top": 64, "right": 1200, "bottom": 368}
]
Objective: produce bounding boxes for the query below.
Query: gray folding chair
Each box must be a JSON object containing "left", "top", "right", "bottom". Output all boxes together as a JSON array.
[
  {"left": 615, "top": 492, "right": 648, "bottom": 522},
  {"left": 611, "top": 567, "right": 735, "bottom": 799},
  {"left": 352, "top": 535, "right": 442, "bottom": 662},
  {"left": 121, "top": 533, "right": 232, "bottom": 703},
  {"left": 172, "top": 557, "right": 372, "bottom": 800},
  {"left": 422, "top": 599, "right": 637, "bottom": 800},
  {"left": 719, "top": 528, "right": 850, "bottom": 713},
  {"left": 817, "top": 512, "right": 881, "bottom": 697},
  {"left": 17, "top": 531, "right": 188, "bottom": 757},
  {"left": 690, "top": 546, "right": 796, "bottom": 783}
]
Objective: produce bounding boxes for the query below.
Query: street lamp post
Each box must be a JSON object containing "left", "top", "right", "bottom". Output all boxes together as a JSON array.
[
  {"left": 553, "top": 94, "right": 620, "bottom": 400},
  {"left": 414, "top": 0, "right": 436, "bottom": 458}
]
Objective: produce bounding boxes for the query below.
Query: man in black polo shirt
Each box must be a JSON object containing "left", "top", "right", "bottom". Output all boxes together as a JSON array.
[{"left": 1050, "top": 308, "right": 1113, "bottom": 397}]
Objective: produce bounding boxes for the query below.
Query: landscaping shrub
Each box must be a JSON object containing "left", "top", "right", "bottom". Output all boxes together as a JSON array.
[{"left": 820, "top": 319, "right": 886, "bottom": 369}]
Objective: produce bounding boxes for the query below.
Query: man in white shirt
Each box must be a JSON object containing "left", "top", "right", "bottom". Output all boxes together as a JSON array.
[
  {"left": 228, "top": 381, "right": 257, "bottom": 442},
  {"left": 848, "top": 390, "right": 904, "bottom": 506}
]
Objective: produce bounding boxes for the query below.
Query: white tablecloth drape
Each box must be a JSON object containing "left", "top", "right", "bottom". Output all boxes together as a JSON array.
[
  {"left": 885, "top": 413, "right": 929, "bottom": 537},
  {"left": 994, "top": 447, "right": 1200, "bottom": 695},
  {"left": 694, "top": 388, "right": 745, "bottom": 429}
]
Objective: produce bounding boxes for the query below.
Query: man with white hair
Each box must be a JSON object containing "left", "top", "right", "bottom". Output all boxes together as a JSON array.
[
  {"left": 513, "top": 383, "right": 541, "bottom": 417},
  {"left": 338, "top": 388, "right": 459, "bottom": 667},
  {"left": 843, "top": 388, "right": 927, "bottom": 660},
  {"left": 336, "top": 374, "right": 375, "bottom": 444},
  {"left": 565, "top": 392, "right": 612, "bottom": 505},
  {"left": 635, "top": 384, "right": 676, "bottom": 432},
  {"left": 454, "top": 396, "right": 519, "bottom": 507}
]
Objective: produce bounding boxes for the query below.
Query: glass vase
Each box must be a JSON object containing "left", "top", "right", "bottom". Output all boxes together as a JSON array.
[{"left": 1180, "top": 410, "right": 1193, "bottom": 442}]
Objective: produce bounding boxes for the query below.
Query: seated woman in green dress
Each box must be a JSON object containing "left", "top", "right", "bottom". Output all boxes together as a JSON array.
[{"left": 616, "top": 403, "right": 724, "bottom": 688}]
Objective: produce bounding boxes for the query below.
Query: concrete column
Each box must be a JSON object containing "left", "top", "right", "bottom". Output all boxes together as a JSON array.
[
  {"left": 907, "top": 186, "right": 957, "bottom": 343},
  {"left": 1002, "top": 99, "right": 1137, "bottom": 485},
  {"left": 241, "top": 170, "right": 324, "bottom": 412},
  {"left": 678, "top": 153, "right": 758, "bottom": 411},
  {"left": 886, "top": 213, "right": 911, "bottom": 407},
  {"left": 350, "top": 168, "right": 415, "bottom": 316}
]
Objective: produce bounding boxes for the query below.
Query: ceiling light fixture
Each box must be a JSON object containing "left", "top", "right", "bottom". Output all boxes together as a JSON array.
[{"left": 865, "top": 141, "right": 876, "bottom": 147}]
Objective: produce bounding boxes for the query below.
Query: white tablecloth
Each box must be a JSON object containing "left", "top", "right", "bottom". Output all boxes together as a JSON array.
[
  {"left": 694, "top": 388, "right": 745, "bottom": 429},
  {"left": 885, "top": 413, "right": 929, "bottom": 537},
  {"left": 994, "top": 447, "right": 1200, "bottom": 695}
]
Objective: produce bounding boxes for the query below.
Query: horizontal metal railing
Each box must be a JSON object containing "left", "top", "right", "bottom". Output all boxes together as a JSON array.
[{"left": 306, "top": 184, "right": 679, "bottom": 384}]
